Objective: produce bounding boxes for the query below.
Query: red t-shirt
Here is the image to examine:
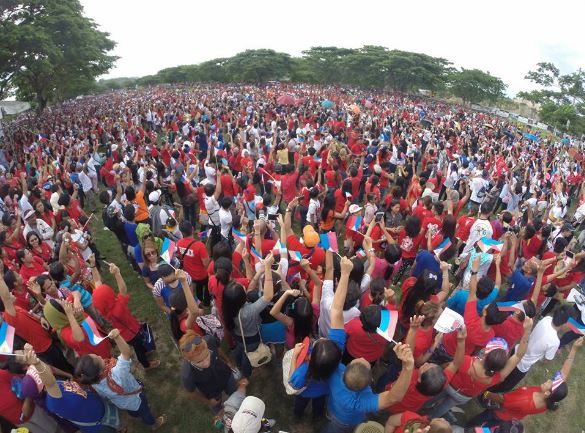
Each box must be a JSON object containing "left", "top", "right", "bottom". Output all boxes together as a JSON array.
[
  {"left": 286, "top": 235, "right": 325, "bottom": 269},
  {"left": 443, "top": 300, "right": 494, "bottom": 356},
  {"left": 398, "top": 231, "right": 423, "bottom": 259},
  {"left": 388, "top": 368, "right": 455, "bottom": 413},
  {"left": 413, "top": 326, "right": 434, "bottom": 359},
  {"left": 394, "top": 411, "right": 428, "bottom": 433},
  {"left": 344, "top": 317, "right": 388, "bottom": 362},
  {"left": 350, "top": 170, "right": 363, "bottom": 198},
  {"left": 61, "top": 325, "right": 112, "bottom": 359},
  {"left": 220, "top": 175, "right": 236, "bottom": 198},
  {"left": 281, "top": 173, "right": 299, "bottom": 203},
  {"left": 19, "top": 256, "right": 46, "bottom": 282},
  {"left": 0, "top": 370, "right": 26, "bottom": 425},
  {"left": 177, "top": 237, "right": 209, "bottom": 281},
  {"left": 3, "top": 307, "right": 53, "bottom": 353},
  {"left": 492, "top": 316, "right": 524, "bottom": 349},
  {"left": 450, "top": 355, "right": 501, "bottom": 397},
  {"left": 495, "top": 386, "right": 545, "bottom": 420},
  {"left": 208, "top": 276, "right": 250, "bottom": 323},
  {"left": 421, "top": 216, "right": 443, "bottom": 238},
  {"left": 456, "top": 215, "right": 476, "bottom": 242},
  {"left": 13, "top": 289, "right": 32, "bottom": 311}
]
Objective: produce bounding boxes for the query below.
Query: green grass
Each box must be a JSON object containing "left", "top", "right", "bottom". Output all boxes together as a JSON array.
[{"left": 90, "top": 207, "right": 585, "bottom": 433}]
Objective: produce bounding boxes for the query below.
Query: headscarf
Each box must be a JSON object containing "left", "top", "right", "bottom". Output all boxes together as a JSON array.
[
  {"left": 43, "top": 300, "right": 74, "bottom": 334},
  {"left": 135, "top": 223, "right": 162, "bottom": 251}
]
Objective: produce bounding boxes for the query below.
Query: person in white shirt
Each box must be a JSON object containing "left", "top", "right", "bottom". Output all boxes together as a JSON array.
[
  {"left": 469, "top": 170, "right": 490, "bottom": 205},
  {"left": 23, "top": 209, "right": 55, "bottom": 250},
  {"left": 202, "top": 171, "right": 222, "bottom": 248},
  {"left": 218, "top": 197, "right": 233, "bottom": 239},
  {"left": 462, "top": 202, "right": 493, "bottom": 257},
  {"left": 489, "top": 305, "right": 573, "bottom": 393},
  {"left": 78, "top": 164, "right": 96, "bottom": 212},
  {"left": 307, "top": 189, "right": 321, "bottom": 227}
]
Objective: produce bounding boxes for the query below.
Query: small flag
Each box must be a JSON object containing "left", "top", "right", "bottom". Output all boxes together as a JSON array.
[
  {"left": 232, "top": 228, "right": 246, "bottom": 244},
  {"left": 485, "top": 337, "right": 509, "bottom": 353},
  {"left": 346, "top": 215, "right": 363, "bottom": 232},
  {"left": 287, "top": 272, "right": 301, "bottom": 285},
  {"left": 355, "top": 248, "right": 366, "bottom": 259},
  {"left": 80, "top": 318, "right": 106, "bottom": 346},
  {"left": 160, "top": 238, "right": 177, "bottom": 264},
  {"left": 313, "top": 155, "right": 322, "bottom": 162},
  {"left": 250, "top": 246, "right": 263, "bottom": 261},
  {"left": 497, "top": 301, "right": 525, "bottom": 313},
  {"left": 319, "top": 232, "right": 339, "bottom": 253},
  {"left": 567, "top": 317, "right": 585, "bottom": 335},
  {"left": 198, "top": 229, "right": 209, "bottom": 240},
  {"left": 477, "top": 237, "right": 503, "bottom": 253},
  {"left": 474, "top": 427, "right": 491, "bottom": 433},
  {"left": 433, "top": 238, "right": 452, "bottom": 257},
  {"left": 273, "top": 240, "right": 287, "bottom": 257},
  {"left": 289, "top": 250, "right": 303, "bottom": 263},
  {"left": 376, "top": 309, "right": 399, "bottom": 342},
  {"left": 551, "top": 371, "right": 565, "bottom": 392},
  {"left": 0, "top": 321, "right": 15, "bottom": 355}
]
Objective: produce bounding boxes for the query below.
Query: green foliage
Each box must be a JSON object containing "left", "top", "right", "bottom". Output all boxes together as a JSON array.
[
  {"left": 447, "top": 68, "right": 507, "bottom": 104},
  {"left": 519, "top": 62, "right": 585, "bottom": 135},
  {"left": 0, "top": 0, "right": 117, "bottom": 112}
]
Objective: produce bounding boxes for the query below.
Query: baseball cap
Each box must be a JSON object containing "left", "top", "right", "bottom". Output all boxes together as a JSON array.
[
  {"left": 231, "top": 396, "right": 265, "bottom": 433},
  {"left": 149, "top": 190, "right": 162, "bottom": 203},
  {"left": 349, "top": 204, "right": 363, "bottom": 214},
  {"left": 23, "top": 209, "right": 35, "bottom": 220},
  {"left": 302, "top": 225, "right": 320, "bottom": 248}
]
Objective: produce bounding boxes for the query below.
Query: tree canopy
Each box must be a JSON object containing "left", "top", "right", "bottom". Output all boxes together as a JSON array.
[
  {"left": 0, "top": 0, "right": 117, "bottom": 112},
  {"left": 447, "top": 68, "right": 507, "bottom": 104},
  {"left": 518, "top": 62, "right": 585, "bottom": 135}
]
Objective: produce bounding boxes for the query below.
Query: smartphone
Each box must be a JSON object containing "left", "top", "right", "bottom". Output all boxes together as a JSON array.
[
  {"left": 567, "top": 251, "right": 574, "bottom": 259},
  {"left": 268, "top": 214, "right": 277, "bottom": 221},
  {"left": 375, "top": 212, "right": 384, "bottom": 222}
]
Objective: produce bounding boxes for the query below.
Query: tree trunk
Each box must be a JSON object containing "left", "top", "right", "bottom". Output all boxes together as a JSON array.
[{"left": 36, "top": 94, "right": 47, "bottom": 115}]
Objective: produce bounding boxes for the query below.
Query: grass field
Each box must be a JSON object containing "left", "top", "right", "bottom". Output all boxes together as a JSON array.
[{"left": 90, "top": 207, "right": 585, "bottom": 433}]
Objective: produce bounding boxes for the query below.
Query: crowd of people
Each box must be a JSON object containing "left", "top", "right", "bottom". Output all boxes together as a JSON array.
[{"left": 1, "top": 82, "right": 585, "bottom": 433}]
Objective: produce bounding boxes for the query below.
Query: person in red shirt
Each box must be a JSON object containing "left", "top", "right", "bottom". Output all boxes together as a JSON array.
[
  {"left": 1, "top": 275, "right": 73, "bottom": 374},
  {"left": 493, "top": 300, "right": 536, "bottom": 350},
  {"left": 413, "top": 195, "right": 433, "bottom": 222},
  {"left": 421, "top": 202, "right": 444, "bottom": 240},
  {"left": 343, "top": 305, "right": 393, "bottom": 364},
  {"left": 348, "top": 162, "right": 364, "bottom": 201},
  {"left": 455, "top": 203, "right": 479, "bottom": 244},
  {"left": 394, "top": 216, "right": 424, "bottom": 283},
  {"left": 17, "top": 248, "right": 47, "bottom": 282},
  {"left": 91, "top": 263, "right": 159, "bottom": 369},
  {"left": 177, "top": 221, "right": 210, "bottom": 306},
  {"left": 219, "top": 167, "right": 237, "bottom": 199},
  {"left": 384, "top": 410, "right": 452, "bottom": 433},
  {"left": 469, "top": 338, "right": 583, "bottom": 427},
  {"left": 3, "top": 269, "right": 32, "bottom": 310},
  {"left": 280, "top": 164, "right": 301, "bottom": 205}
]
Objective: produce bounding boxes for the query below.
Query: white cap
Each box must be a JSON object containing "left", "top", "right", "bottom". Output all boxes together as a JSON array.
[
  {"left": 23, "top": 209, "right": 36, "bottom": 220},
  {"left": 348, "top": 204, "right": 362, "bottom": 214},
  {"left": 231, "top": 396, "right": 265, "bottom": 433},
  {"left": 148, "top": 190, "right": 162, "bottom": 203}
]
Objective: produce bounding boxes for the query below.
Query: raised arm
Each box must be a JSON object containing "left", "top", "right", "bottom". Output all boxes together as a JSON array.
[
  {"left": 107, "top": 329, "right": 132, "bottom": 360},
  {"left": 494, "top": 253, "right": 502, "bottom": 289},
  {"left": 530, "top": 260, "right": 547, "bottom": 305},
  {"left": 436, "top": 261, "right": 452, "bottom": 302},
  {"left": 108, "top": 263, "right": 127, "bottom": 295},
  {"left": 22, "top": 344, "right": 61, "bottom": 398},
  {"left": 559, "top": 337, "right": 583, "bottom": 380},
  {"left": 269, "top": 289, "right": 298, "bottom": 327},
  {"left": 378, "top": 343, "right": 415, "bottom": 409},
  {"left": 468, "top": 255, "right": 481, "bottom": 302},
  {"left": 331, "top": 257, "right": 353, "bottom": 330},
  {"left": 500, "top": 317, "right": 533, "bottom": 379},
  {"left": 446, "top": 327, "right": 467, "bottom": 373},
  {"left": 405, "top": 315, "right": 424, "bottom": 350},
  {"left": 301, "top": 259, "right": 322, "bottom": 304},
  {"left": 61, "top": 301, "right": 85, "bottom": 343},
  {"left": 262, "top": 254, "right": 275, "bottom": 302},
  {"left": 213, "top": 169, "right": 222, "bottom": 200}
]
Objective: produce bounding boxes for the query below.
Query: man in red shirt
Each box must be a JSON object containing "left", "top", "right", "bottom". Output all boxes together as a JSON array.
[
  {"left": 177, "top": 221, "right": 210, "bottom": 306},
  {"left": 421, "top": 202, "right": 444, "bottom": 239}
]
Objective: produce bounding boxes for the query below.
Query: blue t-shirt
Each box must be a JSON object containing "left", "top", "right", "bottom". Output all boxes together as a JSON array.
[
  {"left": 46, "top": 381, "right": 105, "bottom": 433},
  {"left": 412, "top": 250, "right": 442, "bottom": 280},
  {"left": 60, "top": 278, "right": 92, "bottom": 308},
  {"left": 142, "top": 266, "right": 161, "bottom": 285},
  {"left": 123, "top": 222, "right": 139, "bottom": 247},
  {"left": 327, "top": 365, "right": 379, "bottom": 425},
  {"left": 288, "top": 328, "right": 346, "bottom": 398},
  {"left": 447, "top": 287, "right": 499, "bottom": 315},
  {"left": 504, "top": 268, "right": 535, "bottom": 302}
]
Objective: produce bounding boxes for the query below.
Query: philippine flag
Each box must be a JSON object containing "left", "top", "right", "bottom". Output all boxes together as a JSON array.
[
  {"left": 289, "top": 250, "right": 303, "bottom": 263},
  {"left": 80, "top": 318, "right": 106, "bottom": 346},
  {"left": 0, "top": 321, "right": 15, "bottom": 355},
  {"left": 250, "top": 246, "right": 263, "bottom": 261},
  {"left": 232, "top": 228, "right": 247, "bottom": 245},
  {"left": 477, "top": 237, "right": 503, "bottom": 254},
  {"left": 319, "top": 232, "right": 339, "bottom": 253},
  {"left": 376, "top": 309, "right": 399, "bottom": 343},
  {"left": 567, "top": 318, "right": 585, "bottom": 335},
  {"left": 160, "top": 238, "right": 177, "bottom": 264},
  {"left": 355, "top": 248, "right": 367, "bottom": 259},
  {"left": 433, "top": 238, "right": 452, "bottom": 257},
  {"left": 497, "top": 301, "right": 525, "bottom": 313}
]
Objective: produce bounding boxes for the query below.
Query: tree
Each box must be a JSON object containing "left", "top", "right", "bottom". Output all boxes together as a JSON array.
[
  {"left": 0, "top": 0, "right": 117, "bottom": 112},
  {"left": 447, "top": 68, "right": 507, "bottom": 104},
  {"left": 518, "top": 62, "right": 585, "bottom": 135},
  {"left": 226, "top": 49, "right": 292, "bottom": 83}
]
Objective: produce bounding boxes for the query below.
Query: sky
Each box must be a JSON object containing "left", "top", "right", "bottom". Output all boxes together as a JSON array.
[{"left": 80, "top": 0, "right": 585, "bottom": 97}]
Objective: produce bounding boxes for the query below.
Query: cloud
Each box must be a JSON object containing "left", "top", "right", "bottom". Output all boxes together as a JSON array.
[{"left": 80, "top": 0, "right": 585, "bottom": 97}]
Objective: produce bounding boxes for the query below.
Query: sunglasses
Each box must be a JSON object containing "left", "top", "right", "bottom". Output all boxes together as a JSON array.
[
  {"left": 144, "top": 250, "right": 157, "bottom": 257},
  {"left": 181, "top": 335, "right": 203, "bottom": 353}
]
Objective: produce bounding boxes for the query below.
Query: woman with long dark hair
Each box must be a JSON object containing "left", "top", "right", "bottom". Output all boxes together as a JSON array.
[
  {"left": 222, "top": 254, "right": 275, "bottom": 377},
  {"left": 319, "top": 192, "right": 350, "bottom": 233}
]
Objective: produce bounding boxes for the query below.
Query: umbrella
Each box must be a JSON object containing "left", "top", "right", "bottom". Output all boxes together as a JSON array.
[
  {"left": 349, "top": 104, "right": 360, "bottom": 114},
  {"left": 523, "top": 132, "right": 539, "bottom": 142},
  {"left": 321, "top": 100, "right": 334, "bottom": 108},
  {"left": 277, "top": 95, "right": 296, "bottom": 105}
]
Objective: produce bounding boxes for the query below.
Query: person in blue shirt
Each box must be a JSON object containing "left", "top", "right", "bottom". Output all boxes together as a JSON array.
[
  {"left": 504, "top": 258, "right": 537, "bottom": 302},
  {"left": 321, "top": 254, "right": 415, "bottom": 433},
  {"left": 447, "top": 254, "right": 502, "bottom": 315}
]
